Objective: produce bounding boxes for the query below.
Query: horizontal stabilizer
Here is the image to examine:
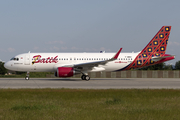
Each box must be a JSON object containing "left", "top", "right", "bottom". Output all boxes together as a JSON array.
[{"left": 152, "top": 55, "right": 175, "bottom": 62}]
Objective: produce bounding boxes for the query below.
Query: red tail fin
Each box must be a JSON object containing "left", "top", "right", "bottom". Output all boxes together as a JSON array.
[
  {"left": 124, "top": 26, "right": 172, "bottom": 70},
  {"left": 141, "top": 26, "right": 171, "bottom": 56}
]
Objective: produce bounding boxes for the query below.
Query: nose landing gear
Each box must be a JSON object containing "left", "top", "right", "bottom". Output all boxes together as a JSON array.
[{"left": 25, "top": 71, "right": 29, "bottom": 80}]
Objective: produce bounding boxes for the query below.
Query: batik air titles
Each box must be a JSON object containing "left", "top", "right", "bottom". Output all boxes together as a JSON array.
[{"left": 4, "top": 26, "right": 175, "bottom": 80}]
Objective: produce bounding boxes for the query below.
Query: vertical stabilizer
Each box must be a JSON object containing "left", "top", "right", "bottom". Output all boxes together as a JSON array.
[{"left": 123, "top": 26, "right": 171, "bottom": 70}]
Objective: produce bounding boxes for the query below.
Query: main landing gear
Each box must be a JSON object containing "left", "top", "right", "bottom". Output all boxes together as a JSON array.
[
  {"left": 25, "top": 71, "right": 29, "bottom": 80},
  {"left": 81, "top": 75, "right": 90, "bottom": 81}
]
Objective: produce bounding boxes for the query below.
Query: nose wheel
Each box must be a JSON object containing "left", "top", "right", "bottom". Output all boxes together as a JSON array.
[
  {"left": 25, "top": 76, "right": 29, "bottom": 80},
  {"left": 81, "top": 75, "right": 90, "bottom": 81}
]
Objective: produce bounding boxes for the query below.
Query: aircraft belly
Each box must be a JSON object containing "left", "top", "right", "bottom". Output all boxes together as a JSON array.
[
  {"left": 103, "top": 62, "right": 129, "bottom": 71},
  {"left": 14, "top": 63, "right": 55, "bottom": 72},
  {"left": 32, "top": 64, "right": 55, "bottom": 72}
]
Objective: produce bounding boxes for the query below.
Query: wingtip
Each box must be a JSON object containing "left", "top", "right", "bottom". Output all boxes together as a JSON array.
[{"left": 113, "top": 48, "right": 122, "bottom": 59}]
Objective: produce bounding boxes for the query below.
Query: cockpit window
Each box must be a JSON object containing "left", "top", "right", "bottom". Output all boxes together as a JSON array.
[{"left": 10, "top": 57, "right": 19, "bottom": 61}]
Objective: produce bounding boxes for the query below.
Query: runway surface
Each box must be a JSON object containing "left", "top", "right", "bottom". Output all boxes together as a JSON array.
[{"left": 0, "top": 78, "right": 180, "bottom": 89}]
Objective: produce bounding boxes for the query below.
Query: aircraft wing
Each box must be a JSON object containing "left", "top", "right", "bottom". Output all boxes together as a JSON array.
[
  {"left": 74, "top": 48, "right": 122, "bottom": 70},
  {"left": 62, "top": 48, "right": 122, "bottom": 71}
]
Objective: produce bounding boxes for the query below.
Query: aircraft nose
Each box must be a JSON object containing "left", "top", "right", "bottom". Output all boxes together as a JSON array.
[{"left": 4, "top": 61, "right": 11, "bottom": 70}]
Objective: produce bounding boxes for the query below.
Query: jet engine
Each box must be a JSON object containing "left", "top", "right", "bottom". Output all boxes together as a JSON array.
[{"left": 55, "top": 67, "right": 75, "bottom": 77}]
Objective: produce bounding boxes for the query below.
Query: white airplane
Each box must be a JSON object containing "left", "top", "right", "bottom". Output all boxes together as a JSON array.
[{"left": 4, "top": 26, "right": 175, "bottom": 80}]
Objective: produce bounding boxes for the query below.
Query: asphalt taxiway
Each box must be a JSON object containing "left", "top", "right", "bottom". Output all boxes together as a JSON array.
[{"left": 0, "top": 78, "right": 180, "bottom": 89}]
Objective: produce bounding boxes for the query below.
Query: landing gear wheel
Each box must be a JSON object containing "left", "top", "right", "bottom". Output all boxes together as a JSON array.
[
  {"left": 85, "top": 76, "right": 90, "bottom": 81},
  {"left": 81, "top": 75, "right": 90, "bottom": 81},
  {"left": 81, "top": 75, "right": 86, "bottom": 80},
  {"left": 25, "top": 76, "right": 29, "bottom": 80}
]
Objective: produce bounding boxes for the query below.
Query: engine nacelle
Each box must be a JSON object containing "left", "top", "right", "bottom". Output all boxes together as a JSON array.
[{"left": 55, "top": 67, "right": 75, "bottom": 77}]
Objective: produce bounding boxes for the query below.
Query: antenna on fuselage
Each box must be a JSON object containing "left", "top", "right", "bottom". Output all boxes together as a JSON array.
[{"left": 28, "top": 51, "right": 30, "bottom": 53}]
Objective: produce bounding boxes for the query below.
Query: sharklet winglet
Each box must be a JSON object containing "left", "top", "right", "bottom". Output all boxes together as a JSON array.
[{"left": 113, "top": 48, "right": 122, "bottom": 59}]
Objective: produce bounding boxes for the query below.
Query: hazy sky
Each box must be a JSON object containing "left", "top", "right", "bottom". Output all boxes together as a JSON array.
[{"left": 1, "top": 0, "right": 180, "bottom": 64}]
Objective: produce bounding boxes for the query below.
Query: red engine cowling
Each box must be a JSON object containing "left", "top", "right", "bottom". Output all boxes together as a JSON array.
[{"left": 55, "top": 67, "right": 74, "bottom": 77}]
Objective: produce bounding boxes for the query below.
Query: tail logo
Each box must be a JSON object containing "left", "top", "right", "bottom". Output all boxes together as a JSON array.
[{"left": 122, "top": 26, "right": 172, "bottom": 70}]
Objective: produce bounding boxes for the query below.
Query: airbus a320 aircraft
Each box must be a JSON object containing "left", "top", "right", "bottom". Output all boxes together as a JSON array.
[{"left": 4, "top": 26, "right": 175, "bottom": 80}]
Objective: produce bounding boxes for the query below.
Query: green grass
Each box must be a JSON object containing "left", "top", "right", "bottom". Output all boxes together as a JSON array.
[
  {"left": 0, "top": 89, "right": 180, "bottom": 120},
  {"left": 0, "top": 72, "right": 53, "bottom": 78}
]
